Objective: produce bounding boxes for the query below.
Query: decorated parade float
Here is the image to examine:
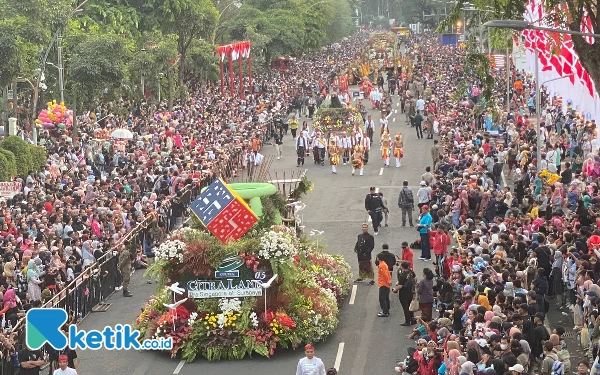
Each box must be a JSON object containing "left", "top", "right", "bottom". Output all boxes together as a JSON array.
[
  {"left": 312, "top": 104, "right": 363, "bottom": 134},
  {"left": 133, "top": 177, "right": 352, "bottom": 361},
  {"left": 366, "top": 31, "right": 399, "bottom": 73}
]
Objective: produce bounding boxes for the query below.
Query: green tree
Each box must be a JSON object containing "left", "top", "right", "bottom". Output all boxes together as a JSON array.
[
  {"left": 67, "top": 32, "right": 132, "bottom": 103},
  {"left": 0, "top": 135, "right": 33, "bottom": 176},
  {"left": 0, "top": 149, "right": 16, "bottom": 181},
  {"left": 28, "top": 144, "right": 47, "bottom": 171},
  {"left": 150, "top": 0, "right": 219, "bottom": 90}
]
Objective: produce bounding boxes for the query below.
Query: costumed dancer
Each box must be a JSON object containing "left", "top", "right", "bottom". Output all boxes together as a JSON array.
[
  {"left": 329, "top": 139, "right": 340, "bottom": 174},
  {"left": 352, "top": 146, "right": 364, "bottom": 176},
  {"left": 342, "top": 133, "right": 351, "bottom": 165},
  {"left": 393, "top": 132, "right": 404, "bottom": 167},
  {"left": 361, "top": 132, "right": 371, "bottom": 165},
  {"left": 381, "top": 131, "right": 391, "bottom": 167}
]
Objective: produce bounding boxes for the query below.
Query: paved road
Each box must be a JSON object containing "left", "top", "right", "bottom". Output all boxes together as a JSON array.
[{"left": 76, "top": 95, "right": 436, "bottom": 375}]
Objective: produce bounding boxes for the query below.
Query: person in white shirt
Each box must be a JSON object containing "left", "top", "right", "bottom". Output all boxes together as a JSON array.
[
  {"left": 296, "top": 344, "right": 326, "bottom": 375},
  {"left": 379, "top": 116, "right": 389, "bottom": 136},
  {"left": 296, "top": 132, "right": 309, "bottom": 167},
  {"left": 361, "top": 132, "right": 371, "bottom": 164},
  {"left": 53, "top": 355, "right": 77, "bottom": 375},
  {"left": 416, "top": 97, "right": 425, "bottom": 114},
  {"left": 545, "top": 145, "right": 559, "bottom": 173},
  {"left": 417, "top": 181, "right": 432, "bottom": 207},
  {"left": 364, "top": 115, "right": 375, "bottom": 143}
]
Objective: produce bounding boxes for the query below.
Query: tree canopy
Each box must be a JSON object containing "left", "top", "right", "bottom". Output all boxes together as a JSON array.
[{"left": 2, "top": 0, "right": 356, "bottom": 113}]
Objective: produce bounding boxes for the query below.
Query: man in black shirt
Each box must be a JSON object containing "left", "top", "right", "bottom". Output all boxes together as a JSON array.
[
  {"left": 170, "top": 191, "right": 185, "bottom": 231},
  {"left": 375, "top": 243, "right": 397, "bottom": 280},
  {"left": 561, "top": 162, "right": 573, "bottom": 184},
  {"left": 18, "top": 348, "right": 45, "bottom": 375},
  {"left": 354, "top": 223, "right": 375, "bottom": 284},
  {"left": 365, "top": 187, "right": 384, "bottom": 235}
]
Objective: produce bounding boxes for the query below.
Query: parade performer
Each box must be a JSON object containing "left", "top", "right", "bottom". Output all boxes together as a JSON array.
[
  {"left": 381, "top": 131, "right": 391, "bottom": 167},
  {"left": 329, "top": 139, "right": 340, "bottom": 174},
  {"left": 360, "top": 76, "right": 373, "bottom": 99},
  {"left": 342, "top": 133, "right": 351, "bottom": 165},
  {"left": 352, "top": 146, "right": 364, "bottom": 176},
  {"left": 361, "top": 132, "right": 371, "bottom": 165},
  {"left": 314, "top": 132, "right": 327, "bottom": 165},
  {"left": 393, "top": 132, "right": 404, "bottom": 167}
]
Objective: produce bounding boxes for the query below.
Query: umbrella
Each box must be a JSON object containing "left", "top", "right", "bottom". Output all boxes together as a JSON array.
[{"left": 110, "top": 128, "right": 133, "bottom": 139}]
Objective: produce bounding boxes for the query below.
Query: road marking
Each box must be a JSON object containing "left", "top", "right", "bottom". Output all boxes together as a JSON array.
[
  {"left": 392, "top": 118, "right": 396, "bottom": 122},
  {"left": 394, "top": 109, "right": 398, "bottom": 114},
  {"left": 173, "top": 360, "right": 185, "bottom": 374},
  {"left": 379, "top": 168, "right": 384, "bottom": 175},
  {"left": 334, "top": 342, "right": 345, "bottom": 371},
  {"left": 396, "top": 102, "right": 400, "bottom": 106},
  {"left": 349, "top": 285, "right": 358, "bottom": 305},
  {"left": 501, "top": 171, "right": 507, "bottom": 188}
]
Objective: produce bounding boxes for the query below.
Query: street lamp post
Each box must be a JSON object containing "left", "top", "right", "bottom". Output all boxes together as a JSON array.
[{"left": 484, "top": 19, "right": 600, "bottom": 171}]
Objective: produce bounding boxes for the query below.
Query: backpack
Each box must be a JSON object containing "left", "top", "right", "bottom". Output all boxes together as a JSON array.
[
  {"left": 552, "top": 359, "right": 564, "bottom": 375},
  {"left": 556, "top": 349, "right": 571, "bottom": 373}
]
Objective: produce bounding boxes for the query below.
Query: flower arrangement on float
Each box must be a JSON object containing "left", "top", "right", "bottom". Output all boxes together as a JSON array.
[
  {"left": 312, "top": 106, "right": 362, "bottom": 133},
  {"left": 134, "top": 224, "right": 352, "bottom": 362}
]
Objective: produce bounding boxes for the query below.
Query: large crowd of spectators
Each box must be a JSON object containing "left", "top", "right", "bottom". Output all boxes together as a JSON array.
[
  {"left": 0, "top": 31, "right": 369, "bottom": 358},
  {"left": 391, "top": 32, "right": 600, "bottom": 375}
]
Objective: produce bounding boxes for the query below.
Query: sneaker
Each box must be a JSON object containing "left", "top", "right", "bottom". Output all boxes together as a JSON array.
[
  {"left": 369, "top": 280, "right": 375, "bottom": 285},
  {"left": 409, "top": 224, "right": 414, "bottom": 227},
  {"left": 423, "top": 258, "right": 431, "bottom": 262},
  {"left": 377, "top": 312, "right": 389, "bottom": 317},
  {"left": 401, "top": 224, "right": 406, "bottom": 227},
  {"left": 418, "top": 257, "right": 425, "bottom": 260},
  {"left": 385, "top": 224, "right": 388, "bottom": 227},
  {"left": 374, "top": 232, "right": 379, "bottom": 235},
  {"left": 400, "top": 322, "right": 412, "bottom": 326},
  {"left": 354, "top": 278, "right": 363, "bottom": 283}
]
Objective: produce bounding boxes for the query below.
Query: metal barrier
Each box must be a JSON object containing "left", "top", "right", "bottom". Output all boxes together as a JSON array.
[{"left": 0, "top": 148, "right": 254, "bottom": 375}]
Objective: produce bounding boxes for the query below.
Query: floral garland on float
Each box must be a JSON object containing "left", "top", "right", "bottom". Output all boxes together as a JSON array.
[
  {"left": 312, "top": 107, "right": 363, "bottom": 134},
  {"left": 134, "top": 220, "right": 351, "bottom": 361}
]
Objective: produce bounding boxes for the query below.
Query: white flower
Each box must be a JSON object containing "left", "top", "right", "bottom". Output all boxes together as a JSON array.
[
  {"left": 188, "top": 312, "right": 198, "bottom": 326},
  {"left": 217, "top": 313, "right": 227, "bottom": 328},
  {"left": 249, "top": 312, "right": 259, "bottom": 328}
]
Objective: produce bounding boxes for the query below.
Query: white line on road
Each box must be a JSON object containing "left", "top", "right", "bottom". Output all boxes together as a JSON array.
[
  {"left": 392, "top": 118, "right": 396, "bottom": 122},
  {"left": 396, "top": 102, "right": 400, "bottom": 106},
  {"left": 349, "top": 284, "right": 358, "bottom": 305},
  {"left": 394, "top": 109, "right": 398, "bottom": 114},
  {"left": 173, "top": 360, "right": 185, "bottom": 374},
  {"left": 379, "top": 168, "right": 384, "bottom": 175},
  {"left": 334, "top": 342, "right": 345, "bottom": 371}
]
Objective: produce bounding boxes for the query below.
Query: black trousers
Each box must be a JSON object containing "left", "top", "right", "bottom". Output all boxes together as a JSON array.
[
  {"left": 415, "top": 123, "right": 423, "bottom": 138},
  {"left": 379, "top": 286, "right": 390, "bottom": 314},
  {"left": 399, "top": 295, "right": 414, "bottom": 323},
  {"left": 297, "top": 146, "right": 305, "bottom": 166}
]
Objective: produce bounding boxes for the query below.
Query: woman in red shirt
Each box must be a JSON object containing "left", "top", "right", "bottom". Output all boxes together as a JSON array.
[
  {"left": 432, "top": 227, "right": 451, "bottom": 277},
  {"left": 401, "top": 241, "right": 413, "bottom": 270}
]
